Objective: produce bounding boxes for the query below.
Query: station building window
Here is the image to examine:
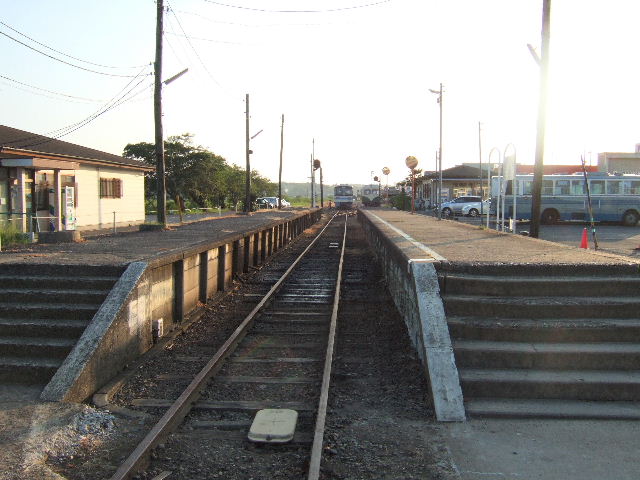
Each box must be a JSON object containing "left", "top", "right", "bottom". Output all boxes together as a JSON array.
[{"left": 100, "top": 178, "right": 122, "bottom": 198}]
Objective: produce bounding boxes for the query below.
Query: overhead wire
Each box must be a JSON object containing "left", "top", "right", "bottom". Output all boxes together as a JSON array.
[
  {"left": 167, "top": 4, "right": 224, "bottom": 88},
  {"left": 4, "top": 67, "right": 152, "bottom": 148},
  {"left": 0, "top": 73, "right": 105, "bottom": 103},
  {"left": 19, "top": 76, "right": 153, "bottom": 149},
  {"left": 0, "top": 20, "right": 149, "bottom": 69},
  {"left": 202, "top": 0, "right": 393, "bottom": 13},
  {"left": 0, "top": 29, "right": 148, "bottom": 78}
]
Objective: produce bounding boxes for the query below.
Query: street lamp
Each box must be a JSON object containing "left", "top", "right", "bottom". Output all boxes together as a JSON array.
[
  {"left": 430, "top": 83, "right": 443, "bottom": 219},
  {"left": 382, "top": 167, "right": 390, "bottom": 202},
  {"left": 405, "top": 156, "right": 419, "bottom": 214}
]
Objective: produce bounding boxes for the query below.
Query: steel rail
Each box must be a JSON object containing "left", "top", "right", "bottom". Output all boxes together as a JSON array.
[
  {"left": 110, "top": 213, "right": 339, "bottom": 480},
  {"left": 307, "top": 213, "right": 348, "bottom": 480}
]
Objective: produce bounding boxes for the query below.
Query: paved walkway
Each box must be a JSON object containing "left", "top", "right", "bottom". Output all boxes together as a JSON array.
[
  {"left": 0, "top": 209, "right": 306, "bottom": 265},
  {"left": 362, "top": 208, "right": 639, "bottom": 264}
]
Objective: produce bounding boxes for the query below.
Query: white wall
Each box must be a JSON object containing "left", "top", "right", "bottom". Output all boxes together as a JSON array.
[{"left": 74, "top": 165, "right": 145, "bottom": 230}]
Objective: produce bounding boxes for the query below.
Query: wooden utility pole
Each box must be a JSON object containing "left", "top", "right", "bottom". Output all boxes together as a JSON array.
[
  {"left": 529, "top": 0, "right": 551, "bottom": 238},
  {"left": 278, "top": 114, "right": 284, "bottom": 209},
  {"left": 244, "top": 93, "right": 251, "bottom": 213},
  {"left": 310, "top": 139, "right": 315, "bottom": 208},
  {"left": 319, "top": 167, "right": 323, "bottom": 209},
  {"left": 478, "top": 121, "right": 484, "bottom": 215},
  {"left": 154, "top": 0, "right": 166, "bottom": 226}
]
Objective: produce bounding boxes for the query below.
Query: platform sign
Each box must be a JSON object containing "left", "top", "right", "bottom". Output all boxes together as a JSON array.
[{"left": 64, "top": 186, "right": 76, "bottom": 231}]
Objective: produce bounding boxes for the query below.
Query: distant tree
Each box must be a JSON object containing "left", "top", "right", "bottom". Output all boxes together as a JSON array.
[{"left": 123, "top": 134, "right": 275, "bottom": 208}]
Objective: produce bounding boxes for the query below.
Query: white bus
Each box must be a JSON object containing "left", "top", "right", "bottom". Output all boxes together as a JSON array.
[{"left": 490, "top": 172, "right": 640, "bottom": 226}]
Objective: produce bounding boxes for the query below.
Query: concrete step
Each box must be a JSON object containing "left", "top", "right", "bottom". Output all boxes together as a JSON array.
[
  {"left": 440, "top": 274, "right": 640, "bottom": 297},
  {"left": 0, "top": 303, "right": 99, "bottom": 320},
  {"left": 0, "top": 288, "right": 110, "bottom": 305},
  {"left": 464, "top": 397, "right": 640, "bottom": 420},
  {"left": 0, "top": 356, "right": 62, "bottom": 383},
  {"left": 0, "top": 336, "right": 77, "bottom": 359},
  {"left": 448, "top": 317, "right": 640, "bottom": 343},
  {"left": 0, "top": 318, "right": 90, "bottom": 338},
  {"left": 0, "top": 274, "right": 120, "bottom": 290},
  {"left": 459, "top": 368, "right": 640, "bottom": 401},
  {"left": 443, "top": 295, "right": 640, "bottom": 319},
  {"left": 0, "top": 263, "right": 125, "bottom": 277},
  {"left": 454, "top": 340, "right": 640, "bottom": 370},
  {"left": 436, "top": 262, "right": 640, "bottom": 276}
]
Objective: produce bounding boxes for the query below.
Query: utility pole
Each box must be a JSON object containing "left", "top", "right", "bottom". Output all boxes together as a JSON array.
[
  {"left": 244, "top": 93, "right": 251, "bottom": 213},
  {"left": 478, "top": 121, "right": 483, "bottom": 215},
  {"left": 319, "top": 167, "right": 323, "bottom": 208},
  {"left": 529, "top": 0, "right": 551, "bottom": 238},
  {"left": 154, "top": 0, "right": 166, "bottom": 226},
  {"left": 310, "top": 139, "right": 315, "bottom": 208},
  {"left": 278, "top": 114, "right": 284, "bottom": 209},
  {"left": 430, "top": 84, "right": 443, "bottom": 219}
]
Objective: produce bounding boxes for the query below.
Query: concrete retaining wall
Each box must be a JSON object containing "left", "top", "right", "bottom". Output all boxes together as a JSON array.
[
  {"left": 41, "top": 210, "right": 321, "bottom": 402},
  {"left": 358, "top": 210, "right": 465, "bottom": 421}
]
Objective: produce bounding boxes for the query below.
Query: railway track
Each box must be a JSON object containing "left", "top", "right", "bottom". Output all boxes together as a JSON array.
[{"left": 111, "top": 213, "right": 350, "bottom": 480}]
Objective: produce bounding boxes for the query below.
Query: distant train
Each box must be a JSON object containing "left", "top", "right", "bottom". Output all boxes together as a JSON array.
[{"left": 334, "top": 184, "right": 354, "bottom": 209}]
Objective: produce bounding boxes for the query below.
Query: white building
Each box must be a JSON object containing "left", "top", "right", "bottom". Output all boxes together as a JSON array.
[{"left": 0, "top": 125, "right": 152, "bottom": 233}]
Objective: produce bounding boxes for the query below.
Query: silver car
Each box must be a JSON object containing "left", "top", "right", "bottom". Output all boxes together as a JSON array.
[{"left": 441, "top": 196, "right": 488, "bottom": 217}]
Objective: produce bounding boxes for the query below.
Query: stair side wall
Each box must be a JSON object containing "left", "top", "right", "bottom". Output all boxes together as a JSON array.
[{"left": 358, "top": 210, "right": 465, "bottom": 421}]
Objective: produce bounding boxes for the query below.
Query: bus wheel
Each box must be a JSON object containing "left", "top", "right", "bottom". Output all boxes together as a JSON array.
[
  {"left": 541, "top": 209, "right": 559, "bottom": 225},
  {"left": 622, "top": 210, "right": 639, "bottom": 226}
]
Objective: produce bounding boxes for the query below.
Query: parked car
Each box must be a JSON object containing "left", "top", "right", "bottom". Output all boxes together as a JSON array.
[
  {"left": 461, "top": 199, "right": 491, "bottom": 217},
  {"left": 256, "top": 197, "right": 290, "bottom": 209},
  {"left": 255, "top": 197, "right": 275, "bottom": 209},
  {"left": 441, "top": 196, "right": 486, "bottom": 217}
]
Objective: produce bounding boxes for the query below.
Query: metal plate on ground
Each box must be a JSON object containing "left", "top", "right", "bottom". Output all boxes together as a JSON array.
[{"left": 248, "top": 408, "right": 298, "bottom": 443}]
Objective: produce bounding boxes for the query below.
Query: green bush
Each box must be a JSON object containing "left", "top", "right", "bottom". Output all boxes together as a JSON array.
[
  {"left": 391, "top": 194, "right": 411, "bottom": 211},
  {"left": 0, "top": 222, "right": 29, "bottom": 247}
]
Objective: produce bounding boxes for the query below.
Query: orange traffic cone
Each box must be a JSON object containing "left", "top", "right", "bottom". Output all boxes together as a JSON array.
[{"left": 580, "top": 228, "right": 588, "bottom": 249}]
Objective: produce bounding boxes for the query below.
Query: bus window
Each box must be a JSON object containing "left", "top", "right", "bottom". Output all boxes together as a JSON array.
[
  {"left": 571, "top": 180, "right": 586, "bottom": 195},
  {"left": 542, "top": 180, "right": 553, "bottom": 195},
  {"left": 522, "top": 180, "right": 533, "bottom": 195},
  {"left": 554, "top": 180, "right": 570, "bottom": 195},
  {"left": 590, "top": 180, "right": 605, "bottom": 194},
  {"left": 606, "top": 181, "right": 621, "bottom": 195},
  {"left": 624, "top": 181, "right": 640, "bottom": 194}
]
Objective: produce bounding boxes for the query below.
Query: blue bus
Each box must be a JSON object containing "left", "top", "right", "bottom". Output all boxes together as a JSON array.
[
  {"left": 490, "top": 173, "right": 640, "bottom": 226},
  {"left": 334, "top": 185, "right": 354, "bottom": 209}
]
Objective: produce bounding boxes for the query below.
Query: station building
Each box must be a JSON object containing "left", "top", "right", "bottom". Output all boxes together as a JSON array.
[{"left": 0, "top": 125, "right": 153, "bottom": 233}]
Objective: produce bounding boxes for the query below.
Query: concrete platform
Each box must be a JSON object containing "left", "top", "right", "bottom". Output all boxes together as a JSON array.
[
  {"left": 361, "top": 208, "right": 639, "bottom": 264},
  {"left": 0, "top": 209, "right": 310, "bottom": 266}
]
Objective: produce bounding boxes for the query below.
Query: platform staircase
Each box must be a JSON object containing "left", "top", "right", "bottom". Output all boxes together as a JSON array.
[
  {"left": 439, "top": 263, "right": 640, "bottom": 419},
  {"left": 0, "top": 264, "right": 124, "bottom": 384}
]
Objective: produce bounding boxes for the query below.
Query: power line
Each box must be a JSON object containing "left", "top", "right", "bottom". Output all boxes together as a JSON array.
[
  {"left": 175, "top": 8, "right": 331, "bottom": 27},
  {"left": 164, "top": 30, "right": 248, "bottom": 45},
  {"left": 0, "top": 20, "right": 149, "bottom": 69},
  {"left": 202, "top": 0, "right": 393, "bottom": 13},
  {"left": 0, "top": 29, "right": 148, "bottom": 78},
  {"left": 167, "top": 5, "right": 224, "bottom": 88},
  {"left": 0, "top": 73, "right": 105, "bottom": 102},
  {"left": 20, "top": 77, "right": 152, "bottom": 148},
  {"left": 3, "top": 69, "right": 152, "bottom": 147}
]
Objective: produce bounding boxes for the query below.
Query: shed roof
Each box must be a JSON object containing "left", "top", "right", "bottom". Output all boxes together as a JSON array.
[{"left": 0, "top": 125, "right": 153, "bottom": 171}]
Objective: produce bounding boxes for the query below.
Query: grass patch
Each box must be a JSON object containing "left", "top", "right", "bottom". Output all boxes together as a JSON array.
[{"left": 0, "top": 222, "right": 30, "bottom": 247}]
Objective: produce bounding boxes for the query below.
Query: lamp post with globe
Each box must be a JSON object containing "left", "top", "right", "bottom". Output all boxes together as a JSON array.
[
  {"left": 405, "top": 156, "right": 419, "bottom": 214},
  {"left": 382, "top": 167, "right": 390, "bottom": 202}
]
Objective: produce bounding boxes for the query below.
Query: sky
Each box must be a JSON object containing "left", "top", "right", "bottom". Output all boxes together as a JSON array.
[{"left": 2, "top": 0, "right": 640, "bottom": 186}]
